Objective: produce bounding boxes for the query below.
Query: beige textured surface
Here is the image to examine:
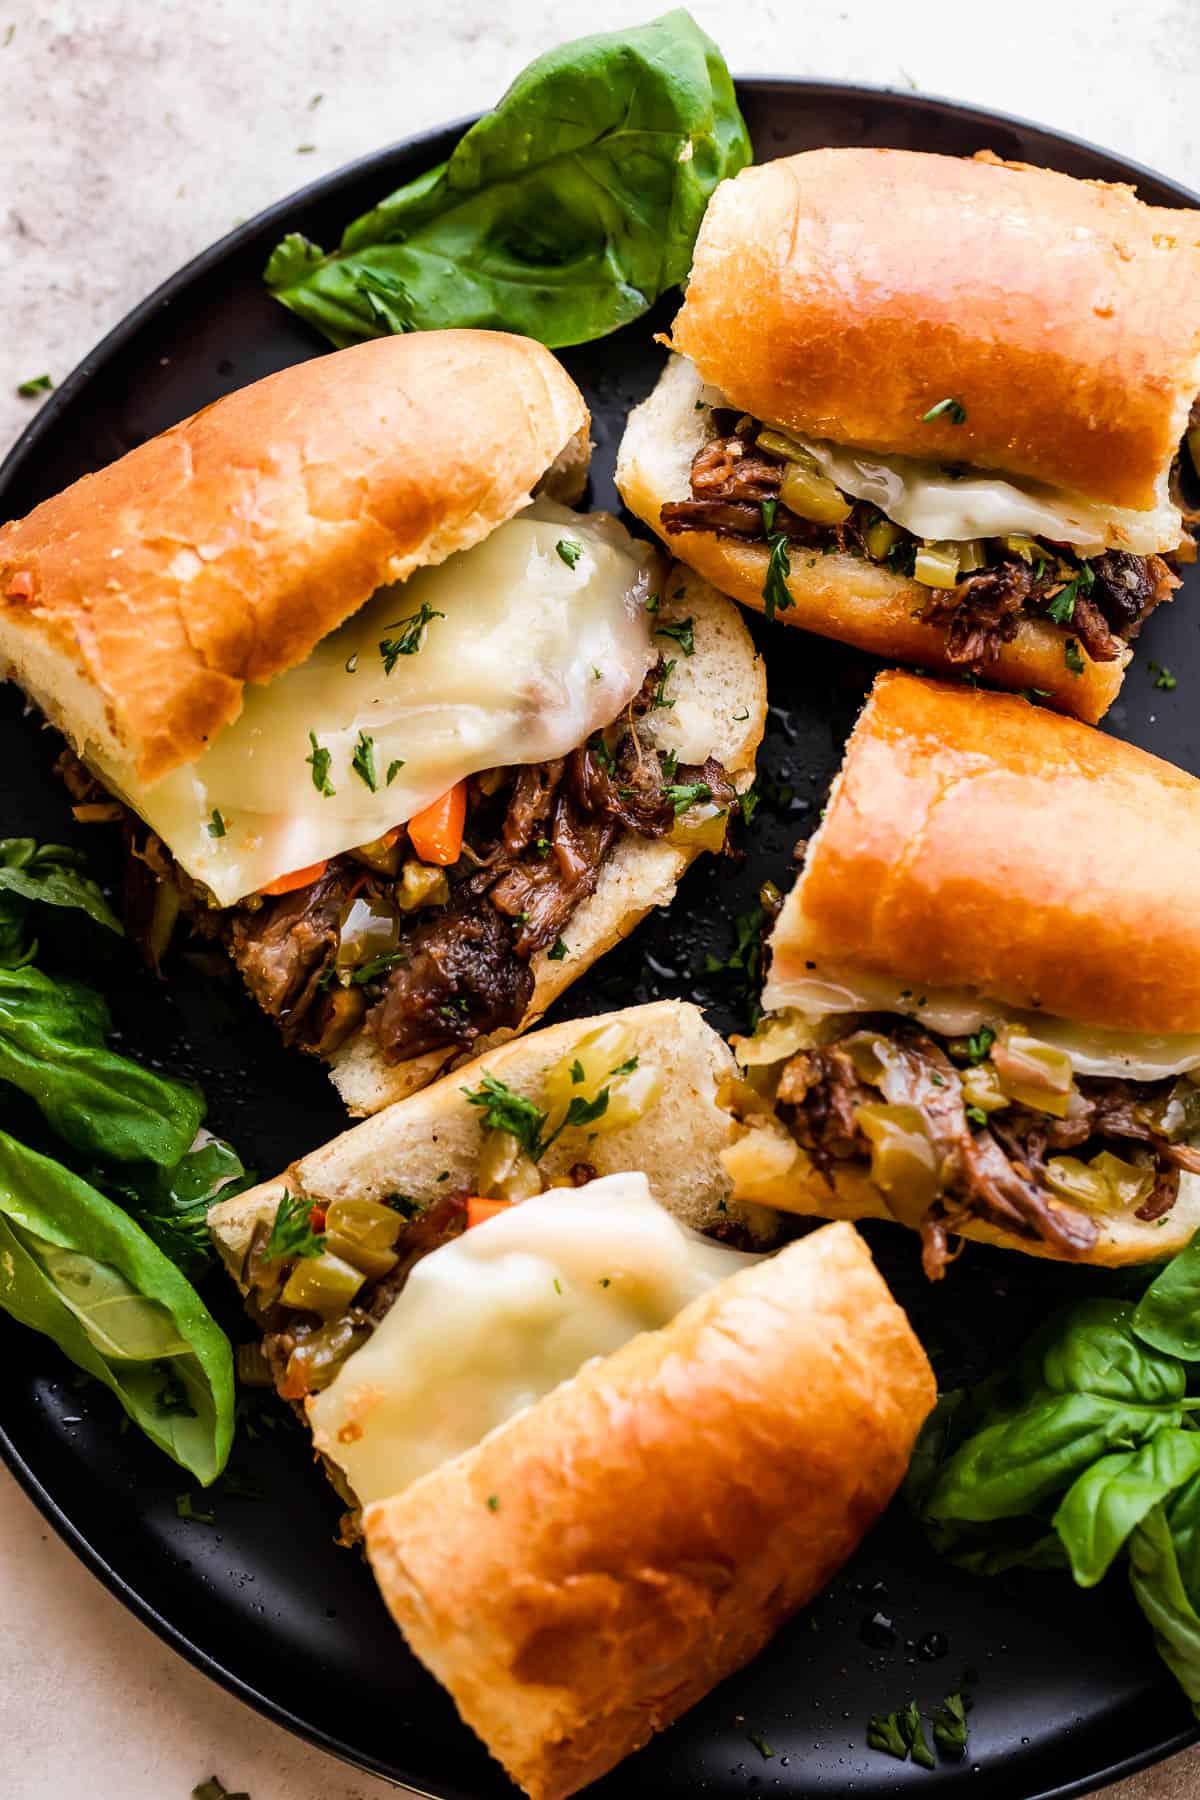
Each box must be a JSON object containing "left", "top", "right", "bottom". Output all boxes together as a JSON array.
[{"left": 2, "top": 3, "right": 1200, "bottom": 1798}]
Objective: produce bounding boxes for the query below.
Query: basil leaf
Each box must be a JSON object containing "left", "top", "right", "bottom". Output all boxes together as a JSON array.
[
  {"left": 0, "top": 837, "right": 121, "bottom": 967},
  {"left": 925, "top": 1391, "right": 1183, "bottom": 1525},
  {"left": 264, "top": 11, "right": 751, "bottom": 350},
  {"left": 96, "top": 1137, "right": 256, "bottom": 1279},
  {"left": 1133, "top": 1234, "right": 1200, "bottom": 1361},
  {"left": 0, "top": 1133, "right": 233, "bottom": 1483},
  {"left": 0, "top": 964, "right": 203, "bottom": 1166},
  {"left": 1021, "top": 1298, "right": 1187, "bottom": 1408},
  {"left": 1053, "top": 1429, "right": 1200, "bottom": 1587},
  {"left": 1129, "top": 1505, "right": 1200, "bottom": 1714},
  {"left": 1166, "top": 1471, "right": 1200, "bottom": 1606}
]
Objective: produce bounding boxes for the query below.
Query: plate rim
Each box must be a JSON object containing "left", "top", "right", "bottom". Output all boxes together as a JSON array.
[{"left": 2, "top": 73, "right": 1198, "bottom": 1800}]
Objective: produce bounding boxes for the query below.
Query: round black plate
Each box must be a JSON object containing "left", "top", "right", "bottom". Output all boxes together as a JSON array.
[{"left": 2, "top": 79, "right": 1198, "bottom": 1800}]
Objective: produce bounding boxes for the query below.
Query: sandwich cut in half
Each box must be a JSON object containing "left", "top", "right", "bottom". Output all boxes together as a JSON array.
[
  {"left": 723, "top": 671, "right": 1200, "bottom": 1276},
  {"left": 618, "top": 147, "right": 1200, "bottom": 721},
  {"left": 209, "top": 999, "right": 934, "bottom": 1800},
  {"left": 0, "top": 331, "right": 764, "bottom": 1115}
]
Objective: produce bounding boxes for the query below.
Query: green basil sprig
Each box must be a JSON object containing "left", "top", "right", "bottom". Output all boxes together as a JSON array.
[
  {"left": 0, "top": 1133, "right": 233, "bottom": 1483},
  {"left": 264, "top": 10, "right": 751, "bottom": 350},
  {"left": 907, "top": 1245, "right": 1200, "bottom": 1721}
]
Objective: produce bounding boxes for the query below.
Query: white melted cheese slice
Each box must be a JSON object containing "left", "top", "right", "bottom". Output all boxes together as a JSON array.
[
  {"left": 307, "top": 1172, "right": 755, "bottom": 1507},
  {"left": 796, "top": 437, "right": 1180, "bottom": 558},
  {"left": 96, "top": 503, "right": 656, "bottom": 906},
  {"left": 764, "top": 962, "right": 1200, "bottom": 1082}
]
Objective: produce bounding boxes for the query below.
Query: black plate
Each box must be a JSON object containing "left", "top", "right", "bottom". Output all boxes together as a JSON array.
[{"left": 2, "top": 79, "right": 1198, "bottom": 1800}]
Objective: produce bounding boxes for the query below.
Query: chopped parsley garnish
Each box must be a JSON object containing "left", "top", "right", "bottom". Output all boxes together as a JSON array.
[
  {"left": 206, "top": 808, "right": 226, "bottom": 839},
  {"left": 650, "top": 659, "right": 676, "bottom": 710},
  {"left": 175, "top": 1492, "right": 215, "bottom": 1526},
  {"left": 192, "top": 1781, "right": 250, "bottom": 1800},
  {"left": 1064, "top": 636, "right": 1085, "bottom": 675},
  {"left": 569, "top": 1058, "right": 586, "bottom": 1084},
  {"left": 760, "top": 497, "right": 777, "bottom": 534},
  {"left": 664, "top": 779, "right": 712, "bottom": 816},
  {"left": 746, "top": 1732, "right": 774, "bottom": 1761},
  {"left": 547, "top": 937, "right": 569, "bottom": 961},
  {"left": 921, "top": 397, "right": 968, "bottom": 426},
  {"left": 264, "top": 1190, "right": 326, "bottom": 1261},
  {"left": 966, "top": 1025, "right": 995, "bottom": 1064},
  {"left": 1150, "top": 660, "right": 1178, "bottom": 691},
  {"left": 1019, "top": 687, "right": 1052, "bottom": 702},
  {"left": 966, "top": 1105, "right": 989, "bottom": 1129},
  {"left": 645, "top": 591, "right": 661, "bottom": 613},
  {"left": 305, "top": 730, "right": 335, "bottom": 797},
  {"left": 386, "top": 757, "right": 405, "bottom": 785},
  {"left": 763, "top": 532, "right": 793, "bottom": 621},
  {"left": 609, "top": 1055, "right": 639, "bottom": 1077},
  {"left": 556, "top": 538, "right": 583, "bottom": 569},
  {"left": 351, "top": 950, "right": 408, "bottom": 985},
  {"left": 344, "top": 652, "right": 358, "bottom": 674},
  {"left": 587, "top": 732, "right": 616, "bottom": 773},
  {"left": 379, "top": 602, "right": 444, "bottom": 671},
  {"left": 17, "top": 373, "right": 53, "bottom": 397},
  {"left": 655, "top": 616, "right": 695, "bottom": 657},
  {"left": 553, "top": 1277, "right": 563, "bottom": 1294},
  {"left": 486, "top": 1494, "right": 500, "bottom": 1512},
  {"left": 351, "top": 728, "right": 378, "bottom": 792},
  {"left": 868, "top": 1702, "right": 934, "bottom": 1768},
  {"left": 702, "top": 905, "right": 766, "bottom": 1028},
  {"left": 1045, "top": 559, "right": 1094, "bottom": 626},
  {"left": 462, "top": 1073, "right": 610, "bottom": 1162},
  {"left": 932, "top": 1692, "right": 971, "bottom": 1759}
]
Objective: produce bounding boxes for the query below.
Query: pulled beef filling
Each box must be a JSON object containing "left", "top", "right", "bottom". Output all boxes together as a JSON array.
[
  {"left": 775, "top": 1022, "right": 1200, "bottom": 1280},
  {"left": 61, "top": 660, "right": 736, "bottom": 1066},
  {"left": 661, "top": 418, "right": 1181, "bottom": 670}
]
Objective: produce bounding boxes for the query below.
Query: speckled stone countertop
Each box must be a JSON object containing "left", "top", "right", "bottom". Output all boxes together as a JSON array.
[{"left": 2, "top": 3, "right": 1199, "bottom": 1795}]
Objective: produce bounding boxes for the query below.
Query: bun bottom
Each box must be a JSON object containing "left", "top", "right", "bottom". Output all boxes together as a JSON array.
[
  {"left": 722, "top": 1127, "right": 1200, "bottom": 1267},
  {"left": 329, "top": 567, "right": 766, "bottom": 1114},
  {"left": 616, "top": 354, "right": 1126, "bottom": 724}
]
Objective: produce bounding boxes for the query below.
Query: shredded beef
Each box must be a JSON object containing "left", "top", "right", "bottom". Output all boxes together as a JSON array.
[
  {"left": 666, "top": 428, "right": 1180, "bottom": 666},
  {"left": 773, "top": 1024, "right": 1200, "bottom": 1278},
  {"left": 364, "top": 896, "right": 535, "bottom": 1062},
  {"left": 230, "top": 865, "right": 358, "bottom": 1042}
]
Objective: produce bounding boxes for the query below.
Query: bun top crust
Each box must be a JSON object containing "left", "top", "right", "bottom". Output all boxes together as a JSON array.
[
  {"left": 671, "top": 148, "right": 1200, "bottom": 511},
  {"left": 0, "top": 331, "right": 589, "bottom": 783},
  {"left": 771, "top": 671, "right": 1200, "bottom": 1036},
  {"left": 364, "top": 1222, "right": 934, "bottom": 1800}
]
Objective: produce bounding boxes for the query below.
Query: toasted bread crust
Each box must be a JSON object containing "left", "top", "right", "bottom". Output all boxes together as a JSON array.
[
  {"left": 364, "top": 1222, "right": 934, "bottom": 1800},
  {"left": 769, "top": 670, "right": 1200, "bottom": 1036},
  {"left": 0, "top": 332, "right": 589, "bottom": 783},
  {"left": 670, "top": 148, "right": 1200, "bottom": 511}
]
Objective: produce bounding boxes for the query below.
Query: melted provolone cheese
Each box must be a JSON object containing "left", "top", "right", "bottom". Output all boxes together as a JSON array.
[
  {"left": 307, "top": 1172, "right": 755, "bottom": 1506},
  {"left": 97, "top": 503, "right": 656, "bottom": 906},
  {"left": 765, "top": 962, "right": 1200, "bottom": 1082},
  {"left": 796, "top": 437, "right": 1180, "bottom": 558}
]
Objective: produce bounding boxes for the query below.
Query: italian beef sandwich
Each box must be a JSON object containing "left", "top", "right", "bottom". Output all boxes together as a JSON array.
[
  {"left": 724, "top": 671, "right": 1200, "bottom": 1275},
  {"left": 0, "top": 331, "right": 764, "bottom": 1116},
  {"left": 208, "top": 999, "right": 934, "bottom": 1800},
  {"left": 618, "top": 147, "right": 1200, "bottom": 721}
]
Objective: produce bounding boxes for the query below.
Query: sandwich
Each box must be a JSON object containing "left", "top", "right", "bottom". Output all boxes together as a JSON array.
[
  {"left": 617, "top": 147, "right": 1200, "bottom": 721},
  {"left": 0, "top": 330, "right": 764, "bottom": 1116},
  {"left": 722, "top": 670, "right": 1200, "bottom": 1275},
  {"left": 208, "top": 998, "right": 934, "bottom": 1800}
]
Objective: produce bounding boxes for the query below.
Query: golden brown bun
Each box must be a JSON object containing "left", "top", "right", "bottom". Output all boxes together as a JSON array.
[
  {"left": 364, "top": 1222, "right": 934, "bottom": 1800},
  {"left": 0, "top": 331, "right": 589, "bottom": 784},
  {"left": 722, "top": 1124, "right": 1200, "bottom": 1268},
  {"left": 770, "top": 670, "right": 1200, "bottom": 1036},
  {"left": 208, "top": 999, "right": 780, "bottom": 1274},
  {"left": 616, "top": 354, "right": 1125, "bottom": 722},
  {"left": 328, "top": 568, "right": 766, "bottom": 1114},
  {"left": 670, "top": 148, "right": 1200, "bottom": 511}
]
